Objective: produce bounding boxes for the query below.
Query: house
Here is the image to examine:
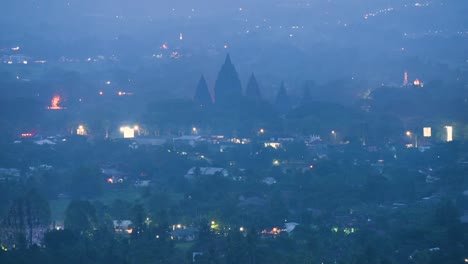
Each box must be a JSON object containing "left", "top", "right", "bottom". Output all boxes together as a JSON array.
[
  {"left": 170, "top": 227, "right": 199, "bottom": 241},
  {"left": 262, "top": 177, "right": 277, "bottom": 185},
  {"left": 173, "top": 135, "right": 203, "bottom": 147},
  {"left": 185, "top": 167, "right": 229, "bottom": 179},
  {"left": 284, "top": 222, "right": 299, "bottom": 233},
  {"left": 0, "top": 168, "right": 21, "bottom": 182},
  {"left": 113, "top": 220, "right": 133, "bottom": 234},
  {"left": 133, "top": 138, "right": 167, "bottom": 146},
  {"left": 34, "top": 139, "right": 56, "bottom": 145},
  {"left": 134, "top": 180, "right": 151, "bottom": 187},
  {"left": 238, "top": 196, "right": 267, "bottom": 208}
]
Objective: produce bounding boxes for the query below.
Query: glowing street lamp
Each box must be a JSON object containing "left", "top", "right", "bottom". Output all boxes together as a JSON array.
[
  {"left": 192, "top": 127, "right": 198, "bottom": 135},
  {"left": 406, "top": 131, "right": 412, "bottom": 137}
]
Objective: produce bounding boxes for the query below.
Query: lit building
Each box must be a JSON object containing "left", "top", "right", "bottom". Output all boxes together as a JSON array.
[
  {"left": 47, "top": 95, "right": 64, "bottom": 110},
  {"left": 77, "top": 125, "right": 87, "bottom": 136},
  {"left": 423, "top": 127, "right": 431, "bottom": 137},
  {"left": 445, "top": 126, "right": 453, "bottom": 142},
  {"left": 120, "top": 126, "right": 136, "bottom": 138},
  {"left": 264, "top": 142, "right": 281, "bottom": 149},
  {"left": 413, "top": 79, "right": 423, "bottom": 87}
]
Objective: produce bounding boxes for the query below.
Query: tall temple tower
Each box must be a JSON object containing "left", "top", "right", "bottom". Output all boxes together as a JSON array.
[
  {"left": 193, "top": 75, "right": 213, "bottom": 107},
  {"left": 275, "top": 82, "right": 291, "bottom": 113},
  {"left": 245, "top": 73, "right": 262, "bottom": 101},
  {"left": 214, "top": 54, "right": 242, "bottom": 105}
]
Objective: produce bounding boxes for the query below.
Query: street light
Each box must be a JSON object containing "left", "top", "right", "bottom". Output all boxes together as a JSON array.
[{"left": 331, "top": 130, "right": 337, "bottom": 143}]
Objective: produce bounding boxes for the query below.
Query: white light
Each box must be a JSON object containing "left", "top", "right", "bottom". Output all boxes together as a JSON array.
[
  {"left": 423, "top": 127, "right": 431, "bottom": 137},
  {"left": 445, "top": 126, "right": 453, "bottom": 142},
  {"left": 120, "top": 126, "right": 135, "bottom": 138}
]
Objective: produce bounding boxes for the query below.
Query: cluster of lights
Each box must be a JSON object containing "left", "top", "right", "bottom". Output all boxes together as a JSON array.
[
  {"left": 331, "top": 227, "right": 356, "bottom": 235},
  {"left": 264, "top": 142, "right": 281, "bottom": 149},
  {"left": 21, "top": 133, "right": 33, "bottom": 138},
  {"left": 407, "top": 126, "right": 453, "bottom": 142},
  {"left": 261, "top": 227, "right": 283, "bottom": 235},
  {"left": 107, "top": 178, "right": 123, "bottom": 184},
  {"left": 231, "top": 138, "right": 249, "bottom": 144}
]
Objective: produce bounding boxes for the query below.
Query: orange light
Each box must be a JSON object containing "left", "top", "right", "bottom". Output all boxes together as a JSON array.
[
  {"left": 126, "top": 228, "right": 133, "bottom": 234},
  {"left": 413, "top": 79, "right": 420, "bottom": 86},
  {"left": 48, "top": 95, "right": 64, "bottom": 110},
  {"left": 107, "top": 178, "right": 114, "bottom": 184}
]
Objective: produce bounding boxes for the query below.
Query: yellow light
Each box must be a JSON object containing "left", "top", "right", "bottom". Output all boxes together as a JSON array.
[
  {"left": 176, "top": 224, "right": 182, "bottom": 229},
  {"left": 211, "top": 221, "right": 215, "bottom": 225},
  {"left": 134, "top": 125, "right": 139, "bottom": 130},
  {"left": 406, "top": 131, "right": 411, "bottom": 136},
  {"left": 273, "top": 160, "right": 280, "bottom": 166}
]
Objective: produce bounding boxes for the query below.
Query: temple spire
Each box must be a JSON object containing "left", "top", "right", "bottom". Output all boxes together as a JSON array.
[
  {"left": 245, "top": 73, "right": 262, "bottom": 101},
  {"left": 193, "top": 75, "right": 212, "bottom": 107},
  {"left": 275, "top": 82, "right": 290, "bottom": 113},
  {"left": 214, "top": 54, "right": 242, "bottom": 105}
]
